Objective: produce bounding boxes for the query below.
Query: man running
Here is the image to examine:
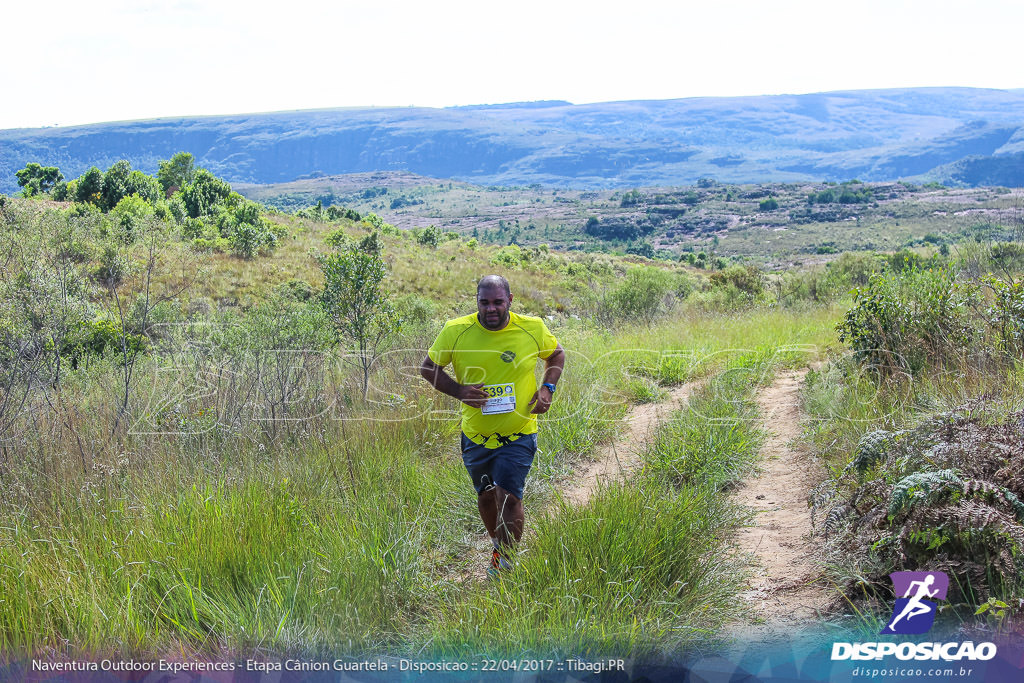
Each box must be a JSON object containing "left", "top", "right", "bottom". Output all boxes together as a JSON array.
[{"left": 420, "top": 275, "right": 565, "bottom": 576}]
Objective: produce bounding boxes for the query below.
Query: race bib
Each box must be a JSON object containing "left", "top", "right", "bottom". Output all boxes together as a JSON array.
[{"left": 481, "top": 383, "right": 515, "bottom": 415}]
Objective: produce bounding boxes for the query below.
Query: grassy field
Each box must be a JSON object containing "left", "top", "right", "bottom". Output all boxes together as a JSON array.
[
  {"left": 2, "top": 181, "right": 1022, "bottom": 662},
  {"left": 0, "top": 275, "right": 842, "bottom": 659}
]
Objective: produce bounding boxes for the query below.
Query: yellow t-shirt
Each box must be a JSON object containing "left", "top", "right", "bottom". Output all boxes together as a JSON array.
[{"left": 428, "top": 311, "right": 559, "bottom": 447}]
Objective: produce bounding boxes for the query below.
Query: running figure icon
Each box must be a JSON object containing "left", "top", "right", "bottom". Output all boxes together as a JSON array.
[{"left": 882, "top": 571, "right": 949, "bottom": 635}]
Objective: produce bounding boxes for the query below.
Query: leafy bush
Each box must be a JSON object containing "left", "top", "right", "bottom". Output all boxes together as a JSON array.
[
  {"left": 985, "top": 276, "right": 1024, "bottom": 354},
  {"left": 837, "top": 267, "right": 980, "bottom": 374},
  {"left": 358, "top": 231, "right": 383, "bottom": 255},
  {"left": 583, "top": 216, "right": 648, "bottom": 241},
  {"left": 75, "top": 167, "right": 104, "bottom": 204},
  {"left": 181, "top": 217, "right": 209, "bottom": 240},
  {"left": 212, "top": 200, "right": 283, "bottom": 259},
  {"left": 620, "top": 189, "right": 644, "bottom": 207},
  {"left": 394, "top": 293, "right": 437, "bottom": 327},
  {"left": 178, "top": 169, "right": 233, "bottom": 218},
  {"left": 157, "top": 151, "right": 196, "bottom": 195},
  {"left": 91, "top": 243, "right": 129, "bottom": 286},
  {"left": 603, "top": 266, "right": 674, "bottom": 322},
  {"left": 110, "top": 194, "right": 154, "bottom": 243},
  {"left": 414, "top": 225, "right": 441, "bottom": 248},
  {"left": 63, "top": 318, "right": 146, "bottom": 367},
  {"left": 491, "top": 245, "right": 522, "bottom": 268},
  {"left": 625, "top": 241, "right": 655, "bottom": 258},
  {"left": 15, "top": 163, "right": 63, "bottom": 197},
  {"left": 229, "top": 222, "right": 277, "bottom": 259},
  {"left": 326, "top": 205, "right": 361, "bottom": 222},
  {"left": 275, "top": 278, "right": 316, "bottom": 302},
  {"left": 709, "top": 265, "right": 764, "bottom": 297},
  {"left": 318, "top": 247, "right": 400, "bottom": 398},
  {"left": 189, "top": 237, "right": 229, "bottom": 253},
  {"left": 827, "top": 251, "right": 884, "bottom": 290},
  {"left": 324, "top": 228, "right": 352, "bottom": 249}
]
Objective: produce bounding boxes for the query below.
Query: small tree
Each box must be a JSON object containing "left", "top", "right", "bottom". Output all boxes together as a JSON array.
[
  {"left": 15, "top": 162, "right": 63, "bottom": 197},
  {"left": 125, "top": 170, "right": 161, "bottom": 204},
  {"left": 178, "top": 168, "right": 232, "bottom": 218},
  {"left": 75, "top": 167, "right": 104, "bottom": 204},
  {"left": 414, "top": 224, "right": 441, "bottom": 248},
  {"left": 318, "top": 248, "right": 400, "bottom": 399},
  {"left": 100, "top": 216, "right": 195, "bottom": 432},
  {"left": 100, "top": 160, "right": 133, "bottom": 211},
  {"left": 157, "top": 152, "right": 196, "bottom": 196}
]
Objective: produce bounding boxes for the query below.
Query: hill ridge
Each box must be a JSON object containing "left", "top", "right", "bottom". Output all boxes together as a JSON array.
[{"left": 3, "top": 87, "right": 1024, "bottom": 193}]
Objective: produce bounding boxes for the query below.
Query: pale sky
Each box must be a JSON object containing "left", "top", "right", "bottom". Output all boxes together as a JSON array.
[{"left": 2, "top": 0, "right": 1021, "bottom": 130}]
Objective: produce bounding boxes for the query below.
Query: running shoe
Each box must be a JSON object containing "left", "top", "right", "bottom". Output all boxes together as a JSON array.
[{"left": 487, "top": 549, "right": 513, "bottom": 578}]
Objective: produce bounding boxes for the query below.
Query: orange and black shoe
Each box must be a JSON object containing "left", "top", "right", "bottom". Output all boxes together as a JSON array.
[{"left": 487, "top": 549, "right": 513, "bottom": 579}]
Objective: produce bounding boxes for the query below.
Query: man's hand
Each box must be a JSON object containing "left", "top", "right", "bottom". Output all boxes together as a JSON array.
[
  {"left": 457, "top": 383, "right": 489, "bottom": 409},
  {"left": 528, "top": 385, "right": 554, "bottom": 414}
]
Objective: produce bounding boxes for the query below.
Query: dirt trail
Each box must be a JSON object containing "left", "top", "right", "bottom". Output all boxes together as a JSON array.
[
  {"left": 562, "top": 381, "right": 700, "bottom": 507},
  {"left": 728, "top": 368, "right": 830, "bottom": 637}
]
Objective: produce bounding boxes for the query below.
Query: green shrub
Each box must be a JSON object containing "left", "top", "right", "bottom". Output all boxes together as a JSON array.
[
  {"left": 837, "top": 267, "right": 980, "bottom": 374},
  {"left": 826, "top": 251, "right": 884, "bottom": 290},
  {"left": 358, "top": 231, "right": 383, "bottom": 255},
  {"left": 75, "top": 167, "right": 104, "bottom": 205},
  {"left": 63, "top": 318, "right": 145, "bottom": 367},
  {"left": 182, "top": 217, "right": 208, "bottom": 240},
  {"left": 414, "top": 225, "right": 441, "bottom": 248},
  {"left": 190, "top": 237, "right": 229, "bottom": 253},
  {"left": 709, "top": 265, "right": 764, "bottom": 297},
  {"left": 93, "top": 244, "right": 127, "bottom": 286},
  {"left": 625, "top": 241, "right": 655, "bottom": 259},
  {"left": 229, "top": 222, "right": 277, "bottom": 259},
  {"left": 491, "top": 245, "right": 522, "bottom": 268},
  {"left": 394, "top": 293, "right": 437, "bottom": 326},
  {"left": 179, "top": 169, "right": 232, "bottom": 218},
  {"left": 674, "top": 271, "right": 697, "bottom": 300},
  {"left": 985, "top": 276, "right": 1024, "bottom": 354},
  {"left": 605, "top": 266, "right": 674, "bottom": 322},
  {"left": 324, "top": 228, "right": 352, "bottom": 249},
  {"left": 620, "top": 189, "right": 643, "bottom": 207},
  {"left": 54, "top": 179, "right": 74, "bottom": 201},
  {"left": 110, "top": 194, "right": 154, "bottom": 243},
  {"left": 326, "top": 205, "right": 361, "bottom": 222}
]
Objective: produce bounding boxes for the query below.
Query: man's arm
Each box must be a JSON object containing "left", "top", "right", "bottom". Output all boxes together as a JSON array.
[
  {"left": 529, "top": 343, "right": 565, "bottom": 414},
  {"left": 420, "top": 355, "right": 489, "bottom": 408}
]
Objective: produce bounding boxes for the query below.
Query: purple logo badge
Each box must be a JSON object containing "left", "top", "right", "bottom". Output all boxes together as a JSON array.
[{"left": 882, "top": 571, "right": 949, "bottom": 635}]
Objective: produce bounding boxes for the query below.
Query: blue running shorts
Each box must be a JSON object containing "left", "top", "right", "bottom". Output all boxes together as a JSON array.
[{"left": 460, "top": 433, "right": 537, "bottom": 501}]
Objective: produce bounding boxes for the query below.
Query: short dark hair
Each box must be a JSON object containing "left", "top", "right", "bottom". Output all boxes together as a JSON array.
[{"left": 477, "top": 274, "right": 511, "bottom": 298}]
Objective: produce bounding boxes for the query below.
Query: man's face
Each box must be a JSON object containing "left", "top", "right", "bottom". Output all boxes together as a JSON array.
[{"left": 477, "top": 284, "right": 512, "bottom": 330}]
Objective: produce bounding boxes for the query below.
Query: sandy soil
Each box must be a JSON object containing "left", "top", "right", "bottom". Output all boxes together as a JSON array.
[{"left": 727, "top": 368, "right": 831, "bottom": 639}]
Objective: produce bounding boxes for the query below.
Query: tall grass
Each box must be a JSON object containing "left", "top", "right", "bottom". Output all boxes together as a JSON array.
[
  {"left": 420, "top": 348, "right": 797, "bottom": 659},
  {"left": 0, "top": 276, "right": 842, "bottom": 659}
]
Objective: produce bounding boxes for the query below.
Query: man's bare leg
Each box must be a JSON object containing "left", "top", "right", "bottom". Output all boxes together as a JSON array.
[
  {"left": 493, "top": 485, "right": 524, "bottom": 547},
  {"left": 478, "top": 486, "right": 524, "bottom": 547},
  {"left": 478, "top": 488, "right": 499, "bottom": 539}
]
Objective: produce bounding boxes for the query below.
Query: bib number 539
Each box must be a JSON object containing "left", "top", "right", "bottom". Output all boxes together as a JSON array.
[{"left": 481, "top": 383, "right": 515, "bottom": 415}]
